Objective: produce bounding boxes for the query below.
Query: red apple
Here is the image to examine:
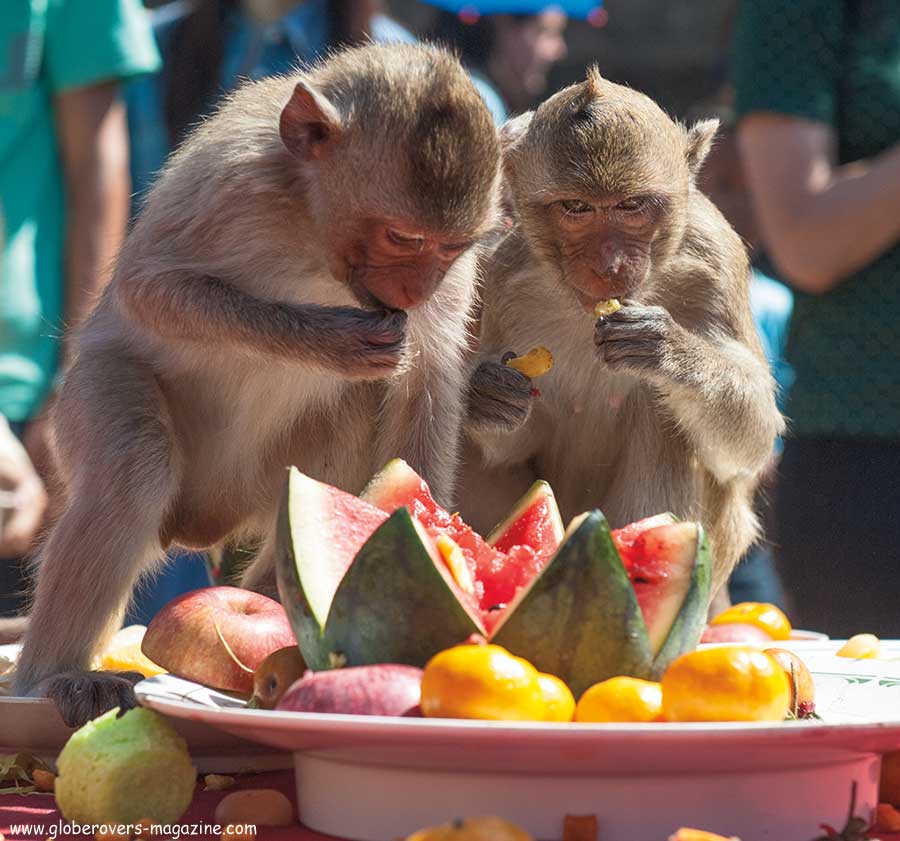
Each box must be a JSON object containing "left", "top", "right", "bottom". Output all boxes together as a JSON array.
[
  {"left": 142, "top": 587, "right": 296, "bottom": 693},
  {"left": 699, "top": 622, "right": 773, "bottom": 645}
]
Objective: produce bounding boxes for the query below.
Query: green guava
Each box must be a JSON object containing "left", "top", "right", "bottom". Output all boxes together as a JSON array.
[{"left": 55, "top": 707, "right": 196, "bottom": 824}]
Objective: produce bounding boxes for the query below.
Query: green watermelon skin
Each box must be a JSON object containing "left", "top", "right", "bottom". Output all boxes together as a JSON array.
[
  {"left": 289, "top": 508, "right": 484, "bottom": 670},
  {"left": 491, "top": 511, "right": 654, "bottom": 697},
  {"left": 650, "top": 524, "right": 711, "bottom": 676}
]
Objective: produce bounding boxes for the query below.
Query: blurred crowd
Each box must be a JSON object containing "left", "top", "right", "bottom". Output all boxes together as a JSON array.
[{"left": 1, "top": 0, "right": 898, "bottom": 637}]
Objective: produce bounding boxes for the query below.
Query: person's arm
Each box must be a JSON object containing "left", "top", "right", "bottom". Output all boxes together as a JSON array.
[
  {"left": 0, "top": 416, "right": 47, "bottom": 558},
  {"left": 738, "top": 114, "right": 900, "bottom": 294},
  {"left": 54, "top": 81, "right": 131, "bottom": 355}
]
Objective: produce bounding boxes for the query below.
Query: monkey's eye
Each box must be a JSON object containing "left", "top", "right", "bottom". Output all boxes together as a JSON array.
[
  {"left": 615, "top": 197, "right": 648, "bottom": 213},
  {"left": 439, "top": 241, "right": 473, "bottom": 259},
  {"left": 386, "top": 228, "right": 426, "bottom": 251},
  {"left": 560, "top": 200, "right": 594, "bottom": 216}
]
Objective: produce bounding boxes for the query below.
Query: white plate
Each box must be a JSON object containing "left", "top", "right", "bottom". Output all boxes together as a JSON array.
[
  {"left": 136, "top": 641, "right": 900, "bottom": 841},
  {"left": 0, "top": 645, "right": 290, "bottom": 774}
]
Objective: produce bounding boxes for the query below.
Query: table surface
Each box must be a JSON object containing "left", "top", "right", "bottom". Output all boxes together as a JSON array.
[{"left": 2, "top": 770, "right": 899, "bottom": 841}]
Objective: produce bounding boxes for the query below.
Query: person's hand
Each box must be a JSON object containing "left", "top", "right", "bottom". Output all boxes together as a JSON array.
[{"left": 0, "top": 415, "right": 47, "bottom": 557}]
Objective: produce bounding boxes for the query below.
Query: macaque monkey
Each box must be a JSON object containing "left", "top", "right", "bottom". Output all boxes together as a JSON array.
[
  {"left": 16, "top": 43, "right": 501, "bottom": 725},
  {"left": 462, "top": 69, "right": 783, "bottom": 596}
]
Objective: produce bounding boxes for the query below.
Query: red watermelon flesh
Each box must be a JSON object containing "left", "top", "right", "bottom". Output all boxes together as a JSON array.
[
  {"left": 612, "top": 516, "right": 698, "bottom": 655},
  {"left": 361, "top": 461, "right": 563, "bottom": 628}
]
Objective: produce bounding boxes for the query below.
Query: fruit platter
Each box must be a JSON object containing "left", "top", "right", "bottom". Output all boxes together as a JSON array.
[{"left": 6, "top": 460, "right": 900, "bottom": 841}]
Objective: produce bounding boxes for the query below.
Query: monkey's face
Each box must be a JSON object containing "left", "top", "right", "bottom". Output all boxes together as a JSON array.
[
  {"left": 523, "top": 193, "right": 671, "bottom": 313},
  {"left": 327, "top": 219, "right": 476, "bottom": 311}
]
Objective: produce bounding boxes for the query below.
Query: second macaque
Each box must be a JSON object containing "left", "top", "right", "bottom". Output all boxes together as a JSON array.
[
  {"left": 462, "top": 69, "right": 783, "bottom": 595},
  {"left": 16, "top": 43, "right": 501, "bottom": 726}
]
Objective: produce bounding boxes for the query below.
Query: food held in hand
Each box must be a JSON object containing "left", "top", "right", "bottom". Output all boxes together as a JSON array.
[
  {"left": 593, "top": 299, "right": 622, "bottom": 318},
  {"left": 54, "top": 707, "right": 195, "bottom": 824},
  {"left": 880, "top": 750, "right": 900, "bottom": 807},
  {"left": 504, "top": 346, "right": 554, "bottom": 378},
  {"left": 538, "top": 673, "right": 576, "bottom": 722},
  {"left": 404, "top": 817, "right": 533, "bottom": 841},
  {"left": 249, "top": 646, "right": 306, "bottom": 709},
  {"left": 96, "top": 626, "right": 165, "bottom": 678},
  {"left": 699, "top": 623, "right": 773, "bottom": 645},
  {"left": 661, "top": 646, "right": 791, "bottom": 722},
  {"left": 213, "top": 789, "right": 294, "bottom": 827},
  {"left": 276, "top": 664, "right": 422, "bottom": 716},
  {"left": 763, "top": 648, "right": 816, "bottom": 717},
  {"left": 708, "top": 602, "right": 791, "bottom": 641},
  {"left": 420, "top": 643, "right": 544, "bottom": 721},
  {"left": 277, "top": 460, "right": 710, "bottom": 696},
  {"left": 574, "top": 676, "right": 663, "bottom": 723},
  {"left": 837, "top": 633, "right": 881, "bottom": 659},
  {"left": 142, "top": 587, "right": 296, "bottom": 693}
]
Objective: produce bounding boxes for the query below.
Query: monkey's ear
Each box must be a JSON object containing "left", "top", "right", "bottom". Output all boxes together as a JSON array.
[
  {"left": 500, "top": 112, "right": 534, "bottom": 154},
  {"left": 280, "top": 81, "right": 343, "bottom": 161},
  {"left": 685, "top": 118, "right": 719, "bottom": 176}
]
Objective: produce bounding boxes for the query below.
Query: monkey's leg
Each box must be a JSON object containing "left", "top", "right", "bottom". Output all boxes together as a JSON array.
[{"left": 14, "top": 358, "right": 179, "bottom": 726}]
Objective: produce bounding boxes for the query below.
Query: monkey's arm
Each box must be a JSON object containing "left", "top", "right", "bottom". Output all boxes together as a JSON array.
[
  {"left": 114, "top": 270, "right": 407, "bottom": 378},
  {"left": 595, "top": 303, "right": 783, "bottom": 484},
  {"left": 467, "top": 359, "right": 534, "bottom": 432}
]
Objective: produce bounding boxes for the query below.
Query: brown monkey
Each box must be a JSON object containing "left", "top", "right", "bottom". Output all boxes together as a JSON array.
[
  {"left": 461, "top": 69, "right": 783, "bottom": 596},
  {"left": 15, "top": 43, "right": 501, "bottom": 725}
]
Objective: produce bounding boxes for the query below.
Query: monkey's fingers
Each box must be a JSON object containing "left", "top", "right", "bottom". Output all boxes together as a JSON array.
[{"left": 40, "top": 670, "right": 141, "bottom": 728}]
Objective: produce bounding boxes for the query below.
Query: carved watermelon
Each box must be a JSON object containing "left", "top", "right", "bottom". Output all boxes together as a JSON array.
[{"left": 276, "top": 461, "right": 711, "bottom": 695}]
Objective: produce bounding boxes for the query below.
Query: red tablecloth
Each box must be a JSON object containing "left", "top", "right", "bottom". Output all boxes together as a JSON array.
[
  {"left": 3, "top": 772, "right": 900, "bottom": 841},
  {"left": 0, "top": 771, "right": 341, "bottom": 841}
]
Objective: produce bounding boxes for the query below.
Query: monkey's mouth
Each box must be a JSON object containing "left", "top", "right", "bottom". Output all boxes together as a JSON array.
[{"left": 346, "top": 266, "right": 386, "bottom": 310}]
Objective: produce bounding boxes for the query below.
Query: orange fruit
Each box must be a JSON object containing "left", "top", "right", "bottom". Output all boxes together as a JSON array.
[
  {"left": 574, "top": 676, "right": 663, "bottom": 723},
  {"left": 97, "top": 625, "right": 165, "bottom": 678},
  {"left": 538, "top": 673, "right": 575, "bottom": 722},
  {"left": 661, "top": 646, "right": 791, "bottom": 722},
  {"left": 420, "top": 643, "right": 545, "bottom": 721},
  {"left": 669, "top": 831, "right": 739, "bottom": 841},
  {"left": 709, "top": 602, "right": 791, "bottom": 641}
]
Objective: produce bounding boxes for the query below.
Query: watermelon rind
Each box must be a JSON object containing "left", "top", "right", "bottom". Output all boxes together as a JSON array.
[
  {"left": 318, "top": 508, "right": 485, "bottom": 669},
  {"left": 359, "top": 458, "right": 419, "bottom": 508},
  {"left": 491, "top": 510, "right": 653, "bottom": 697},
  {"left": 649, "top": 523, "right": 711, "bottom": 676},
  {"left": 485, "top": 480, "right": 565, "bottom": 549}
]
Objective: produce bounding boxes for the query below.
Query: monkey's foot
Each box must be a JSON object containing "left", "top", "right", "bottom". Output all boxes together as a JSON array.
[{"left": 37, "top": 670, "right": 144, "bottom": 729}]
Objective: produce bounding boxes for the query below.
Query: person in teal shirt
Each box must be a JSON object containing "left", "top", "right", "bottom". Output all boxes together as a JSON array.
[
  {"left": 0, "top": 0, "right": 160, "bottom": 616},
  {"left": 733, "top": 0, "right": 900, "bottom": 636}
]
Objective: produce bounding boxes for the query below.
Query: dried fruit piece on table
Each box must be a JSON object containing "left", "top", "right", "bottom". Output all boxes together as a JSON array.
[
  {"left": 575, "top": 676, "right": 663, "bottom": 723},
  {"left": 594, "top": 299, "right": 622, "bottom": 318},
  {"left": 404, "top": 817, "right": 533, "bottom": 841},
  {"left": 222, "top": 826, "right": 256, "bottom": 841},
  {"left": 203, "top": 774, "right": 236, "bottom": 791},
  {"left": 875, "top": 803, "right": 900, "bottom": 832},
  {"left": 661, "top": 646, "right": 791, "bottom": 722},
  {"left": 31, "top": 768, "right": 55, "bottom": 792},
  {"left": 213, "top": 789, "right": 294, "bottom": 827},
  {"left": 709, "top": 602, "right": 790, "bottom": 641},
  {"left": 421, "top": 643, "right": 544, "bottom": 721},
  {"left": 504, "top": 346, "right": 554, "bottom": 378},
  {"left": 669, "top": 831, "right": 740, "bottom": 841},
  {"left": 563, "top": 814, "right": 598, "bottom": 841},
  {"left": 836, "top": 633, "right": 881, "bottom": 659}
]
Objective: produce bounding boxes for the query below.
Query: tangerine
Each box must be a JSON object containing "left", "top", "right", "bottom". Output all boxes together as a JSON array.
[
  {"left": 574, "top": 676, "right": 663, "bottom": 723},
  {"left": 709, "top": 602, "right": 791, "bottom": 641}
]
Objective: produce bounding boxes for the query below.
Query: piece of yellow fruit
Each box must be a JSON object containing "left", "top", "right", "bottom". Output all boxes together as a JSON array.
[
  {"left": 97, "top": 625, "right": 165, "bottom": 678},
  {"left": 436, "top": 534, "right": 476, "bottom": 596},
  {"left": 594, "top": 299, "right": 622, "bottom": 318},
  {"left": 505, "top": 346, "right": 553, "bottom": 378},
  {"left": 875, "top": 803, "right": 900, "bottom": 832},
  {"left": 837, "top": 633, "right": 881, "bottom": 659}
]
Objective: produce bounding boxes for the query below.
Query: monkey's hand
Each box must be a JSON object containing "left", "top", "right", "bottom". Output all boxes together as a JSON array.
[
  {"left": 35, "top": 670, "right": 143, "bottom": 729},
  {"left": 313, "top": 307, "right": 408, "bottom": 379},
  {"left": 594, "top": 303, "right": 685, "bottom": 380},
  {"left": 466, "top": 357, "right": 534, "bottom": 432}
]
